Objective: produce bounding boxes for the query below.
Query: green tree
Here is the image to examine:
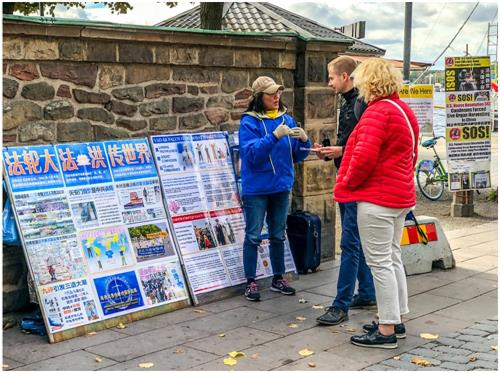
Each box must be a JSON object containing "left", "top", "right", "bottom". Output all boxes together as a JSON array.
[
  {"left": 3, "top": 2, "right": 223, "bottom": 30},
  {"left": 3, "top": 2, "right": 133, "bottom": 17}
]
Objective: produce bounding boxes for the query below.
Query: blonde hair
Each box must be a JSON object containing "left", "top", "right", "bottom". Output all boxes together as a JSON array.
[
  {"left": 352, "top": 58, "right": 403, "bottom": 102},
  {"left": 327, "top": 55, "right": 357, "bottom": 76}
]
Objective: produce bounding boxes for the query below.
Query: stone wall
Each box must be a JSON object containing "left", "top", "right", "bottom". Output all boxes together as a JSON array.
[
  {"left": 3, "top": 36, "right": 297, "bottom": 144},
  {"left": 3, "top": 18, "right": 349, "bottom": 310}
]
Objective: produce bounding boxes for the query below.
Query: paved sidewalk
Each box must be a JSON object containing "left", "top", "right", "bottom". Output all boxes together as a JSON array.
[
  {"left": 2, "top": 221, "right": 497, "bottom": 371},
  {"left": 366, "top": 318, "right": 498, "bottom": 371}
]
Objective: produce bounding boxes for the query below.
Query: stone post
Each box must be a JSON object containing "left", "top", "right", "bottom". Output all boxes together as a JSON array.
[{"left": 291, "top": 40, "right": 350, "bottom": 260}]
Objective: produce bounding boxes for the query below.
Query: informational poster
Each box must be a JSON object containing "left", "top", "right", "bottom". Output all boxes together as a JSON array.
[
  {"left": 444, "top": 56, "right": 492, "bottom": 191},
  {"left": 400, "top": 84, "right": 434, "bottom": 134},
  {"left": 3, "top": 139, "right": 189, "bottom": 341},
  {"left": 151, "top": 132, "right": 296, "bottom": 301}
]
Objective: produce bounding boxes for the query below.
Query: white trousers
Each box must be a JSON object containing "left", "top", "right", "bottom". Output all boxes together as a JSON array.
[{"left": 357, "top": 202, "right": 411, "bottom": 324}]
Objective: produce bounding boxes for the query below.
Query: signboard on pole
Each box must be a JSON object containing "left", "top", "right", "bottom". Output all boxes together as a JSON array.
[
  {"left": 3, "top": 139, "right": 190, "bottom": 343},
  {"left": 150, "top": 132, "right": 296, "bottom": 304},
  {"left": 444, "top": 56, "right": 492, "bottom": 191},
  {"left": 399, "top": 84, "right": 434, "bottom": 135},
  {"left": 400, "top": 84, "right": 434, "bottom": 134}
]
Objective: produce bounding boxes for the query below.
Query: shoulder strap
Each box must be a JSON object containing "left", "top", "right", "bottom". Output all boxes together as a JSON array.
[{"left": 382, "top": 99, "right": 416, "bottom": 160}]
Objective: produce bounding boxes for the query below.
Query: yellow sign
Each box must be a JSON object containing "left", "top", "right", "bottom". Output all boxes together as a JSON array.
[
  {"left": 446, "top": 125, "right": 491, "bottom": 142},
  {"left": 444, "top": 56, "right": 490, "bottom": 69},
  {"left": 400, "top": 84, "right": 433, "bottom": 99}
]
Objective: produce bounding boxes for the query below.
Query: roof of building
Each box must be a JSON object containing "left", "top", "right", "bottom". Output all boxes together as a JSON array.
[{"left": 156, "top": 2, "right": 385, "bottom": 56}]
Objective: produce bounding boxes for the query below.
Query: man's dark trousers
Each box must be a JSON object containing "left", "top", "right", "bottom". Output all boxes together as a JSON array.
[{"left": 332, "top": 201, "right": 376, "bottom": 311}]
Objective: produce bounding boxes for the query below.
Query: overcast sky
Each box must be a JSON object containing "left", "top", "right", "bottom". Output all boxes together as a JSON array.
[{"left": 28, "top": 1, "right": 498, "bottom": 69}]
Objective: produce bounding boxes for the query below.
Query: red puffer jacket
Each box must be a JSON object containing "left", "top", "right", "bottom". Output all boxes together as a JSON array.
[{"left": 334, "top": 93, "right": 419, "bottom": 208}]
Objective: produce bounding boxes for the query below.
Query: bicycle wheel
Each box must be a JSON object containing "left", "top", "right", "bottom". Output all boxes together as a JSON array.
[{"left": 416, "top": 162, "right": 445, "bottom": 201}]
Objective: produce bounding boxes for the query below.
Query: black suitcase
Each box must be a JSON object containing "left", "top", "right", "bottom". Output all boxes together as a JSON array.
[{"left": 286, "top": 211, "right": 321, "bottom": 274}]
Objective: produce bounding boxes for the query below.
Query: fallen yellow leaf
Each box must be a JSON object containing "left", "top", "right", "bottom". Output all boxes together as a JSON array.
[
  {"left": 138, "top": 362, "right": 155, "bottom": 369},
  {"left": 346, "top": 328, "right": 356, "bottom": 332},
  {"left": 193, "top": 309, "right": 207, "bottom": 314},
  {"left": 288, "top": 323, "right": 299, "bottom": 328},
  {"left": 228, "top": 351, "right": 246, "bottom": 358},
  {"left": 218, "top": 333, "right": 226, "bottom": 337},
  {"left": 299, "top": 348, "right": 315, "bottom": 357},
  {"left": 299, "top": 298, "right": 308, "bottom": 304},
  {"left": 312, "top": 305, "right": 324, "bottom": 310},
  {"left": 491, "top": 345, "right": 498, "bottom": 351},
  {"left": 116, "top": 323, "right": 126, "bottom": 329},
  {"left": 95, "top": 357, "right": 103, "bottom": 363},
  {"left": 296, "top": 316, "right": 307, "bottom": 321},
  {"left": 250, "top": 353, "right": 259, "bottom": 360},
  {"left": 87, "top": 331, "right": 97, "bottom": 336},
  {"left": 411, "top": 357, "right": 433, "bottom": 367},
  {"left": 223, "top": 357, "right": 237, "bottom": 366},
  {"left": 419, "top": 333, "right": 439, "bottom": 340},
  {"left": 308, "top": 362, "right": 317, "bottom": 368},
  {"left": 469, "top": 356, "right": 478, "bottom": 362}
]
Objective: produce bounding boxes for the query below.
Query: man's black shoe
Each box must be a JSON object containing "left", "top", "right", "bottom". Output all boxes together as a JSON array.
[
  {"left": 350, "top": 295, "right": 377, "bottom": 309},
  {"left": 245, "top": 281, "right": 261, "bottom": 301},
  {"left": 350, "top": 330, "right": 398, "bottom": 349},
  {"left": 316, "top": 306, "right": 348, "bottom": 326},
  {"left": 362, "top": 321, "right": 406, "bottom": 339}
]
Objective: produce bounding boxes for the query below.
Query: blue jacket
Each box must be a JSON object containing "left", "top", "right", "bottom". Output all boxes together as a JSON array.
[{"left": 239, "top": 110, "right": 311, "bottom": 196}]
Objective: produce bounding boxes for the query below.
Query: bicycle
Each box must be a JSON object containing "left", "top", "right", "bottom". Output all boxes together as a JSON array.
[{"left": 415, "top": 136, "right": 448, "bottom": 201}]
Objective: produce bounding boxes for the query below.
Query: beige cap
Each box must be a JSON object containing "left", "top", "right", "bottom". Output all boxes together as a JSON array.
[{"left": 251, "top": 76, "right": 284, "bottom": 95}]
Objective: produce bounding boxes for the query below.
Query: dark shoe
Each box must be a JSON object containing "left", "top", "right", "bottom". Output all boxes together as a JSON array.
[
  {"left": 316, "top": 306, "right": 348, "bottom": 326},
  {"left": 350, "top": 295, "right": 377, "bottom": 309},
  {"left": 351, "top": 330, "right": 398, "bottom": 349},
  {"left": 362, "top": 321, "right": 406, "bottom": 339},
  {"left": 245, "top": 282, "right": 261, "bottom": 301},
  {"left": 270, "top": 278, "right": 296, "bottom": 295}
]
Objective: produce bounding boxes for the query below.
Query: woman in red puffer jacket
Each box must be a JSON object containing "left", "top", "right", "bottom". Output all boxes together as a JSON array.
[{"left": 335, "top": 58, "right": 419, "bottom": 350}]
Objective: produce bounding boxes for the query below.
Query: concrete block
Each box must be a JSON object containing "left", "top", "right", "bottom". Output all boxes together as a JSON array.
[{"left": 402, "top": 215, "right": 455, "bottom": 275}]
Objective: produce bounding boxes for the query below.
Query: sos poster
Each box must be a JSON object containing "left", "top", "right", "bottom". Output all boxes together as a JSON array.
[{"left": 444, "top": 56, "right": 492, "bottom": 191}]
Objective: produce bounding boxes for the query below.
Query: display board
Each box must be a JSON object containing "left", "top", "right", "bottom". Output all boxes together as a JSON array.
[
  {"left": 2, "top": 139, "right": 190, "bottom": 342},
  {"left": 150, "top": 132, "right": 296, "bottom": 304},
  {"left": 400, "top": 84, "right": 434, "bottom": 135},
  {"left": 445, "top": 56, "right": 492, "bottom": 191}
]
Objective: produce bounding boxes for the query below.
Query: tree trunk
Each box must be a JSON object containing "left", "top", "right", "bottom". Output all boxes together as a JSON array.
[
  {"left": 3, "top": 3, "right": 16, "bottom": 15},
  {"left": 200, "top": 2, "right": 224, "bottom": 30}
]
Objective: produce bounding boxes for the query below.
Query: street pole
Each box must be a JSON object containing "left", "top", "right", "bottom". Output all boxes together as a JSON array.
[
  {"left": 451, "top": 44, "right": 474, "bottom": 217},
  {"left": 403, "top": 2, "right": 413, "bottom": 82}
]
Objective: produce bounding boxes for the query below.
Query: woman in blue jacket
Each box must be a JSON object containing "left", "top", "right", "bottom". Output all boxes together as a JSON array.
[{"left": 239, "top": 76, "right": 310, "bottom": 301}]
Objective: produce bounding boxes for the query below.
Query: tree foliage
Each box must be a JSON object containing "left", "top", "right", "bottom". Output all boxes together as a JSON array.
[{"left": 3, "top": 2, "right": 223, "bottom": 31}]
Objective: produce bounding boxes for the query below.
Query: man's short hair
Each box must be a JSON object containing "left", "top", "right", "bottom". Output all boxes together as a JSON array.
[{"left": 327, "top": 55, "right": 358, "bottom": 76}]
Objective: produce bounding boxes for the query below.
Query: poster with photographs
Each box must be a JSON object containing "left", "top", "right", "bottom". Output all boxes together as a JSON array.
[
  {"left": 150, "top": 132, "right": 296, "bottom": 300},
  {"left": 128, "top": 221, "right": 176, "bottom": 262},
  {"left": 444, "top": 56, "right": 492, "bottom": 191},
  {"left": 25, "top": 235, "right": 86, "bottom": 286},
  {"left": 137, "top": 261, "right": 188, "bottom": 306},
  {"left": 3, "top": 140, "right": 190, "bottom": 341}
]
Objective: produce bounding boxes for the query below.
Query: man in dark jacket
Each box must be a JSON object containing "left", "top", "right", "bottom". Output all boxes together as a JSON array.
[{"left": 313, "top": 56, "right": 376, "bottom": 325}]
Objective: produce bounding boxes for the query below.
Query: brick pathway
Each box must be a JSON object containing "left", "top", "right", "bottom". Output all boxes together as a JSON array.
[{"left": 366, "top": 318, "right": 498, "bottom": 371}]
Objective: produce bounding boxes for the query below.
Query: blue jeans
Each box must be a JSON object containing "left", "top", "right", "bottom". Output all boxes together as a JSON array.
[
  {"left": 242, "top": 192, "right": 290, "bottom": 279},
  {"left": 333, "top": 202, "right": 376, "bottom": 312}
]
